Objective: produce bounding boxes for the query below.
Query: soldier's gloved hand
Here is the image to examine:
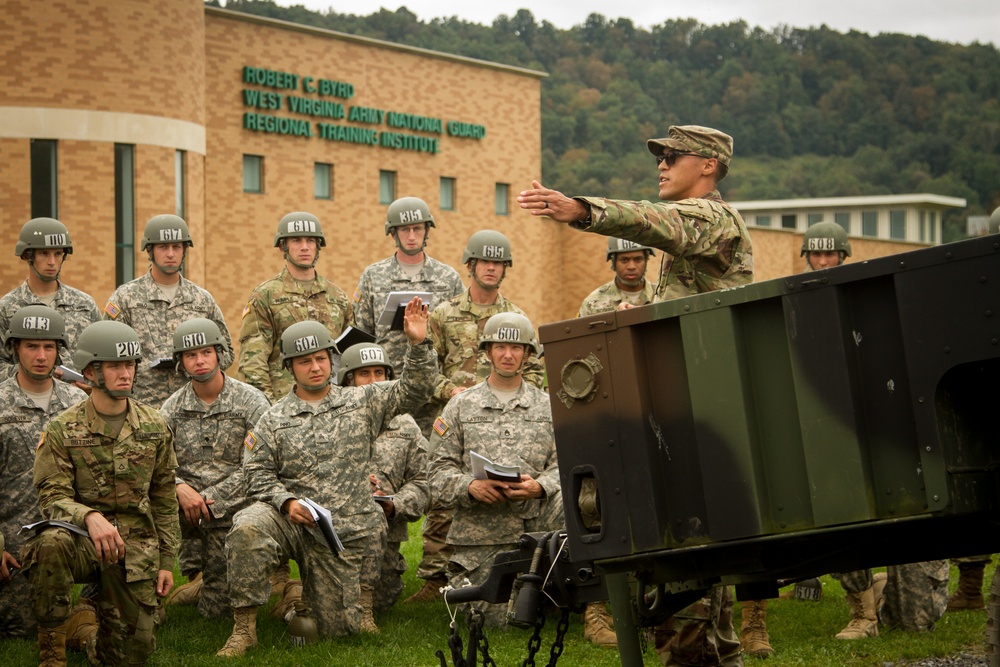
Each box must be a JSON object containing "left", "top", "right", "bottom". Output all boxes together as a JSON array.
[
  {"left": 84, "top": 512, "right": 125, "bottom": 564},
  {"left": 176, "top": 482, "right": 214, "bottom": 526}
]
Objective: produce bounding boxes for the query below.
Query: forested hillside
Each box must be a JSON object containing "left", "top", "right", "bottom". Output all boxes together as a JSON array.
[{"left": 213, "top": 0, "right": 1000, "bottom": 240}]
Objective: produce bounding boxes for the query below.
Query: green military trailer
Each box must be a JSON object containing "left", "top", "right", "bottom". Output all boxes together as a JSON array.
[{"left": 444, "top": 233, "right": 1000, "bottom": 666}]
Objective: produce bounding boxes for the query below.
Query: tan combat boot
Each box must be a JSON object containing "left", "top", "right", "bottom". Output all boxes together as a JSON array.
[
  {"left": 948, "top": 562, "right": 986, "bottom": 611},
  {"left": 38, "top": 625, "right": 68, "bottom": 667},
  {"left": 835, "top": 586, "right": 878, "bottom": 639},
  {"left": 166, "top": 571, "right": 203, "bottom": 606},
  {"left": 270, "top": 561, "right": 291, "bottom": 599},
  {"left": 63, "top": 600, "right": 98, "bottom": 665},
  {"left": 739, "top": 599, "right": 774, "bottom": 656},
  {"left": 216, "top": 606, "right": 258, "bottom": 657},
  {"left": 270, "top": 579, "right": 303, "bottom": 621},
  {"left": 359, "top": 584, "right": 380, "bottom": 634},
  {"left": 404, "top": 575, "right": 447, "bottom": 603},
  {"left": 583, "top": 602, "right": 617, "bottom": 647}
]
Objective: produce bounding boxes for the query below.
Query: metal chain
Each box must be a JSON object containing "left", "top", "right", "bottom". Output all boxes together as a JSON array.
[
  {"left": 545, "top": 608, "right": 571, "bottom": 667},
  {"left": 476, "top": 610, "right": 499, "bottom": 667},
  {"left": 521, "top": 606, "right": 546, "bottom": 667}
]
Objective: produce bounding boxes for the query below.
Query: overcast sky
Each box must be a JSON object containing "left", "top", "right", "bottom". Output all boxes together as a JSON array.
[{"left": 273, "top": 0, "right": 999, "bottom": 47}]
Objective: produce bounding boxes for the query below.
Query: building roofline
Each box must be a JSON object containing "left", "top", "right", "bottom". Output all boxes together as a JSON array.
[
  {"left": 206, "top": 6, "right": 549, "bottom": 80},
  {"left": 730, "top": 193, "right": 967, "bottom": 210}
]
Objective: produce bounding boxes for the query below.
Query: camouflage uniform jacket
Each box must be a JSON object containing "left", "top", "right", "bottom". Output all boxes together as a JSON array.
[
  {"left": 237, "top": 267, "right": 351, "bottom": 402},
  {"left": 243, "top": 341, "right": 435, "bottom": 544},
  {"left": 428, "top": 290, "right": 545, "bottom": 403},
  {"left": 352, "top": 254, "right": 463, "bottom": 375},
  {"left": 33, "top": 397, "right": 181, "bottom": 582},
  {"left": 159, "top": 376, "right": 270, "bottom": 522},
  {"left": 103, "top": 271, "right": 234, "bottom": 407},
  {"left": 577, "top": 278, "right": 655, "bottom": 317},
  {"left": 428, "top": 380, "right": 559, "bottom": 547},
  {"left": 574, "top": 190, "right": 754, "bottom": 301},
  {"left": 0, "top": 280, "right": 100, "bottom": 377},
  {"left": 0, "top": 377, "right": 86, "bottom": 556},
  {"left": 371, "top": 413, "right": 429, "bottom": 543}
]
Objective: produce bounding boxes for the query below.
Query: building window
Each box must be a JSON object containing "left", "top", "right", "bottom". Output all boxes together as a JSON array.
[
  {"left": 755, "top": 215, "right": 771, "bottom": 227},
  {"left": 30, "top": 139, "right": 58, "bottom": 219},
  {"left": 781, "top": 214, "right": 796, "bottom": 229},
  {"left": 440, "top": 177, "right": 456, "bottom": 211},
  {"left": 379, "top": 170, "right": 396, "bottom": 205},
  {"left": 495, "top": 183, "right": 510, "bottom": 215},
  {"left": 315, "top": 163, "right": 333, "bottom": 199},
  {"left": 115, "top": 144, "right": 136, "bottom": 285},
  {"left": 243, "top": 155, "right": 263, "bottom": 193},
  {"left": 889, "top": 210, "right": 906, "bottom": 240},
  {"left": 862, "top": 211, "right": 878, "bottom": 237},
  {"left": 835, "top": 212, "right": 850, "bottom": 233},
  {"left": 175, "top": 150, "right": 186, "bottom": 219},
  {"left": 807, "top": 213, "right": 824, "bottom": 226}
]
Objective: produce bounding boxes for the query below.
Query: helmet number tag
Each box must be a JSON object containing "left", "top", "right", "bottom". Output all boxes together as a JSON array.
[
  {"left": 44, "top": 233, "right": 68, "bottom": 246},
  {"left": 182, "top": 332, "right": 207, "bottom": 348},
  {"left": 482, "top": 245, "right": 506, "bottom": 259},
  {"left": 807, "top": 238, "right": 836, "bottom": 251},
  {"left": 22, "top": 316, "right": 51, "bottom": 331},
  {"left": 359, "top": 348, "right": 385, "bottom": 364},
  {"left": 398, "top": 209, "right": 423, "bottom": 224},
  {"left": 618, "top": 240, "right": 642, "bottom": 251},
  {"left": 294, "top": 335, "right": 319, "bottom": 352},
  {"left": 287, "top": 220, "right": 317, "bottom": 233},
  {"left": 158, "top": 228, "right": 184, "bottom": 241},
  {"left": 495, "top": 327, "right": 520, "bottom": 342},
  {"left": 115, "top": 341, "right": 141, "bottom": 357}
]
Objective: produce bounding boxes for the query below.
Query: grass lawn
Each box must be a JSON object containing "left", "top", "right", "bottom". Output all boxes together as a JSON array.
[{"left": 0, "top": 522, "right": 991, "bottom": 666}]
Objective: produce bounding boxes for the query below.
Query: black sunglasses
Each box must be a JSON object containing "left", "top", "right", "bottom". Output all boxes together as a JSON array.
[{"left": 655, "top": 151, "right": 701, "bottom": 167}]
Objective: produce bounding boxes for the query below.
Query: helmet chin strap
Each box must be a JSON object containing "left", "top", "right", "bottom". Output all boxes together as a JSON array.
[
  {"left": 93, "top": 366, "right": 135, "bottom": 399},
  {"left": 28, "top": 254, "right": 62, "bottom": 283},
  {"left": 18, "top": 361, "right": 54, "bottom": 382},
  {"left": 149, "top": 247, "right": 187, "bottom": 275},
  {"left": 616, "top": 274, "right": 645, "bottom": 288},
  {"left": 297, "top": 376, "right": 330, "bottom": 393},
  {"left": 469, "top": 260, "right": 507, "bottom": 290},
  {"left": 393, "top": 227, "right": 428, "bottom": 256},
  {"left": 283, "top": 243, "right": 320, "bottom": 269}
]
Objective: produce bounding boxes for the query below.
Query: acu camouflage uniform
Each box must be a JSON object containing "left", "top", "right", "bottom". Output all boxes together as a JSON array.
[
  {"left": 573, "top": 190, "right": 754, "bottom": 301},
  {"left": 159, "top": 375, "right": 270, "bottom": 619},
  {"left": 0, "top": 281, "right": 100, "bottom": 377},
  {"left": 834, "top": 562, "right": 949, "bottom": 631},
  {"left": 428, "top": 380, "right": 563, "bottom": 626},
  {"left": 577, "top": 278, "right": 655, "bottom": 317},
  {"left": 104, "top": 272, "right": 233, "bottom": 407},
  {"left": 22, "top": 397, "right": 181, "bottom": 666},
  {"left": 364, "top": 413, "right": 430, "bottom": 613},
  {"left": 237, "top": 267, "right": 351, "bottom": 402},
  {"left": 0, "top": 376, "right": 86, "bottom": 637},
  {"left": 227, "top": 341, "right": 435, "bottom": 637}
]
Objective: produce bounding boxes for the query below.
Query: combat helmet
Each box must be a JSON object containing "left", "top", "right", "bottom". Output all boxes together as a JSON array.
[
  {"left": 274, "top": 212, "right": 326, "bottom": 247},
  {"left": 462, "top": 230, "right": 512, "bottom": 265},
  {"left": 4, "top": 305, "right": 69, "bottom": 378},
  {"left": 172, "top": 318, "right": 229, "bottom": 382},
  {"left": 801, "top": 221, "right": 851, "bottom": 258},
  {"left": 989, "top": 206, "right": 1000, "bottom": 234},
  {"left": 385, "top": 197, "right": 435, "bottom": 235},
  {"left": 478, "top": 312, "right": 539, "bottom": 356},
  {"left": 606, "top": 237, "right": 655, "bottom": 261},
  {"left": 337, "top": 342, "right": 394, "bottom": 386},
  {"left": 141, "top": 214, "right": 193, "bottom": 251},
  {"left": 73, "top": 321, "right": 142, "bottom": 398},
  {"left": 15, "top": 218, "right": 73, "bottom": 257},
  {"left": 279, "top": 320, "right": 336, "bottom": 366}
]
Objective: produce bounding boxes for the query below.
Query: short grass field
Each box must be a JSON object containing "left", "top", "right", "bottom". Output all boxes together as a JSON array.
[{"left": 0, "top": 522, "right": 993, "bottom": 666}]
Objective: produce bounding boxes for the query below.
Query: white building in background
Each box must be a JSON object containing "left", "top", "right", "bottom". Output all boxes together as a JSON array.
[{"left": 731, "top": 194, "right": 967, "bottom": 246}]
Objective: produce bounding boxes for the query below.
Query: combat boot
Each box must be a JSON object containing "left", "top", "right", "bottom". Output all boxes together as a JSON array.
[
  {"left": 166, "top": 571, "right": 203, "bottom": 606},
  {"left": 583, "top": 602, "right": 617, "bottom": 647},
  {"left": 404, "top": 575, "right": 447, "bottom": 603},
  {"left": 739, "top": 599, "right": 774, "bottom": 656},
  {"left": 270, "top": 579, "right": 303, "bottom": 621},
  {"left": 216, "top": 606, "right": 258, "bottom": 658},
  {"left": 948, "top": 562, "right": 986, "bottom": 611},
  {"left": 63, "top": 599, "right": 98, "bottom": 665},
  {"left": 270, "top": 561, "right": 291, "bottom": 598},
  {"left": 359, "top": 584, "right": 380, "bottom": 634},
  {"left": 872, "top": 572, "right": 888, "bottom": 613},
  {"left": 38, "top": 625, "right": 67, "bottom": 667},
  {"left": 835, "top": 586, "right": 878, "bottom": 640}
]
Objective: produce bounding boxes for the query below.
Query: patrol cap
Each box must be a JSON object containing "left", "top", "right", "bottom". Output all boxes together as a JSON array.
[
  {"left": 385, "top": 197, "right": 435, "bottom": 235},
  {"left": 73, "top": 321, "right": 142, "bottom": 369},
  {"left": 5, "top": 305, "right": 69, "bottom": 347},
  {"left": 801, "top": 221, "right": 852, "bottom": 257},
  {"left": 274, "top": 212, "right": 326, "bottom": 247},
  {"left": 141, "top": 214, "right": 193, "bottom": 251},
  {"left": 279, "top": 320, "right": 336, "bottom": 365},
  {"left": 606, "top": 237, "right": 655, "bottom": 261},
  {"left": 478, "top": 312, "right": 538, "bottom": 356},
  {"left": 337, "top": 342, "right": 394, "bottom": 385},
  {"left": 646, "top": 125, "right": 733, "bottom": 168},
  {"left": 15, "top": 217, "right": 73, "bottom": 257}
]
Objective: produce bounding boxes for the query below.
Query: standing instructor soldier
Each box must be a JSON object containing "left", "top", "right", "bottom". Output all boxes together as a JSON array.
[{"left": 519, "top": 125, "right": 753, "bottom": 667}]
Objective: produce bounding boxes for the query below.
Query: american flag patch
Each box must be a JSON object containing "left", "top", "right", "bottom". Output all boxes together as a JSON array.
[
  {"left": 241, "top": 302, "right": 251, "bottom": 319},
  {"left": 352, "top": 288, "right": 361, "bottom": 303},
  {"left": 244, "top": 431, "right": 257, "bottom": 450},
  {"left": 104, "top": 302, "right": 121, "bottom": 319},
  {"left": 36, "top": 432, "right": 46, "bottom": 450},
  {"left": 433, "top": 417, "right": 449, "bottom": 437}
]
